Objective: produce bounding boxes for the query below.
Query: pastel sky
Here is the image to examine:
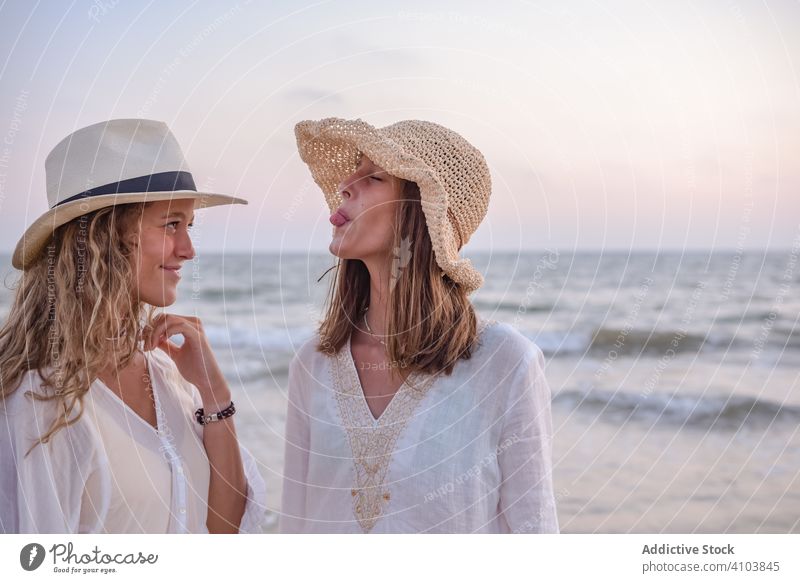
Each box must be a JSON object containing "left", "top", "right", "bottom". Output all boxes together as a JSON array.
[{"left": 0, "top": 0, "right": 798, "bottom": 253}]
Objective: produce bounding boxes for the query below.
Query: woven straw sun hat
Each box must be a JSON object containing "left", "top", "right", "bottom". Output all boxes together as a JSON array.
[
  {"left": 13, "top": 118, "right": 247, "bottom": 270},
  {"left": 294, "top": 117, "right": 491, "bottom": 294}
]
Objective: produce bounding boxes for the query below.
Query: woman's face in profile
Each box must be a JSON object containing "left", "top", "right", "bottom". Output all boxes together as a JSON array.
[
  {"left": 129, "top": 198, "right": 196, "bottom": 307},
  {"left": 330, "top": 155, "right": 405, "bottom": 263}
]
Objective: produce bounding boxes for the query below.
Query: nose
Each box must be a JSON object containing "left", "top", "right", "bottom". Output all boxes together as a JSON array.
[
  {"left": 174, "top": 228, "right": 195, "bottom": 261},
  {"left": 338, "top": 170, "right": 360, "bottom": 200},
  {"left": 337, "top": 182, "right": 351, "bottom": 200}
]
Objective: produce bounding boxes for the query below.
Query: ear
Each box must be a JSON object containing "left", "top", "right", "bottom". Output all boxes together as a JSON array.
[
  {"left": 117, "top": 203, "right": 147, "bottom": 249},
  {"left": 124, "top": 228, "right": 140, "bottom": 248}
]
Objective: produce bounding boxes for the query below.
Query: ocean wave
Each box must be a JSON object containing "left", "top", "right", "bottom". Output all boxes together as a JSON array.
[
  {"left": 198, "top": 321, "right": 792, "bottom": 361},
  {"left": 553, "top": 388, "right": 800, "bottom": 430},
  {"left": 716, "top": 310, "right": 778, "bottom": 324},
  {"left": 204, "top": 324, "right": 315, "bottom": 353},
  {"left": 473, "top": 299, "right": 554, "bottom": 314},
  {"left": 522, "top": 328, "right": 717, "bottom": 357},
  {"left": 191, "top": 288, "right": 260, "bottom": 302},
  {"left": 219, "top": 363, "right": 291, "bottom": 384},
  {"left": 589, "top": 328, "right": 708, "bottom": 355},
  {"left": 527, "top": 330, "right": 592, "bottom": 356}
]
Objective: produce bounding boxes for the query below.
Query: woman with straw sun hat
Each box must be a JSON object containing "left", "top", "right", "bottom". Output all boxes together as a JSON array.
[
  {"left": 280, "top": 118, "right": 559, "bottom": 533},
  {"left": 0, "top": 118, "right": 266, "bottom": 533}
]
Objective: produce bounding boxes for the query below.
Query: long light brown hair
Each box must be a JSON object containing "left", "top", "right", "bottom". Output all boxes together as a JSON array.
[
  {"left": 318, "top": 181, "right": 478, "bottom": 376},
  {"left": 0, "top": 203, "right": 150, "bottom": 452}
]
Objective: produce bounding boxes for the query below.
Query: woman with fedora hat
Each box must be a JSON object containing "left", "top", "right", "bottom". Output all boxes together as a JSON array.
[
  {"left": 280, "top": 118, "right": 559, "bottom": 533},
  {"left": 0, "top": 119, "right": 266, "bottom": 533}
]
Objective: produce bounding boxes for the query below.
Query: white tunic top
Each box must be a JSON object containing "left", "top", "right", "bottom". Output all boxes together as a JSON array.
[
  {"left": 280, "top": 320, "right": 559, "bottom": 533},
  {"left": 0, "top": 349, "right": 267, "bottom": 534}
]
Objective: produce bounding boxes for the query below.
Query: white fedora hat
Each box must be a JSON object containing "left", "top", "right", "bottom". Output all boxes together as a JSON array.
[{"left": 13, "top": 118, "right": 247, "bottom": 270}]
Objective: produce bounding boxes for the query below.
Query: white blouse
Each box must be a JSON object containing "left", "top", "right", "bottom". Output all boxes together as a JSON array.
[
  {"left": 0, "top": 349, "right": 267, "bottom": 534},
  {"left": 280, "top": 320, "right": 559, "bottom": 533}
]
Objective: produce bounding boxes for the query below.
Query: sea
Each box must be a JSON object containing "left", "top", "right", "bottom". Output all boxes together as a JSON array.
[{"left": 1, "top": 250, "right": 798, "bottom": 533}]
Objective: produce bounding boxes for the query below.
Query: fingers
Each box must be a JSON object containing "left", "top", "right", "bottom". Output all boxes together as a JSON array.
[
  {"left": 157, "top": 337, "right": 182, "bottom": 357},
  {"left": 143, "top": 314, "right": 203, "bottom": 351},
  {"left": 145, "top": 318, "right": 188, "bottom": 351}
]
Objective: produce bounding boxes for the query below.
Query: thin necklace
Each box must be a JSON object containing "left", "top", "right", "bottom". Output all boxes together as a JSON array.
[
  {"left": 362, "top": 308, "right": 386, "bottom": 346},
  {"left": 141, "top": 352, "right": 154, "bottom": 401}
]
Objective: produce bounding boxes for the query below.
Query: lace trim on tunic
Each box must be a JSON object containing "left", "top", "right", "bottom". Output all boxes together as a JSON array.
[
  {"left": 330, "top": 345, "right": 437, "bottom": 532},
  {"left": 330, "top": 319, "right": 497, "bottom": 533}
]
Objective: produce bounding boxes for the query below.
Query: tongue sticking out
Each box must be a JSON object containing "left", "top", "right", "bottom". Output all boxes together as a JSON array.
[{"left": 329, "top": 211, "right": 348, "bottom": 227}]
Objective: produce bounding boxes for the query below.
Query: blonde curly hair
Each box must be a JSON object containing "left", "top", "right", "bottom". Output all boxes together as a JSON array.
[{"left": 0, "top": 203, "right": 153, "bottom": 454}]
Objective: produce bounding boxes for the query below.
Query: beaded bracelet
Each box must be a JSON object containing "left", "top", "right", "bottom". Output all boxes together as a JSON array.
[{"left": 194, "top": 401, "right": 236, "bottom": 425}]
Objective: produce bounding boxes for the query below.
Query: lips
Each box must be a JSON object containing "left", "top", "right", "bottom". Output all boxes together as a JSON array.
[
  {"left": 329, "top": 209, "right": 350, "bottom": 227},
  {"left": 161, "top": 265, "right": 182, "bottom": 280}
]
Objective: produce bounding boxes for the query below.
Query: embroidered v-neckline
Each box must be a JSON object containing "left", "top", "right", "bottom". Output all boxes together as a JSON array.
[
  {"left": 330, "top": 334, "right": 439, "bottom": 532},
  {"left": 344, "top": 333, "right": 418, "bottom": 424},
  {"left": 330, "top": 320, "right": 497, "bottom": 532}
]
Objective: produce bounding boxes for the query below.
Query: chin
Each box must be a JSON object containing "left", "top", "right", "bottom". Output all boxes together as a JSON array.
[
  {"left": 330, "top": 230, "right": 370, "bottom": 259},
  {"left": 139, "top": 288, "right": 178, "bottom": 307},
  {"left": 142, "top": 297, "right": 175, "bottom": 308},
  {"left": 330, "top": 246, "right": 362, "bottom": 261},
  {"left": 329, "top": 237, "right": 347, "bottom": 258}
]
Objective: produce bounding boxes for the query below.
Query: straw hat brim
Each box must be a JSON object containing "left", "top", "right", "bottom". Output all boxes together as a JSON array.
[
  {"left": 13, "top": 190, "right": 246, "bottom": 270},
  {"left": 295, "top": 118, "right": 484, "bottom": 294}
]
